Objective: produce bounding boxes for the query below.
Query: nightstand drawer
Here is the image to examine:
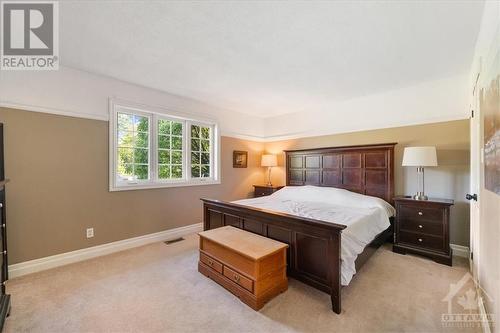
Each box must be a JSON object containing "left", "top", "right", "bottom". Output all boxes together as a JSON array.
[
  {"left": 399, "top": 231, "right": 444, "bottom": 252},
  {"left": 255, "top": 188, "right": 274, "bottom": 197},
  {"left": 253, "top": 185, "right": 283, "bottom": 198},
  {"left": 399, "top": 205, "right": 443, "bottom": 222},
  {"left": 400, "top": 219, "right": 443, "bottom": 237}
]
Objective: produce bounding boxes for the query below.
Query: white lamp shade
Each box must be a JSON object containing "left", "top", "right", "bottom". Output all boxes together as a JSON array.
[
  {"left": 261, "top": 154, "right": 278, "bottom": 167},
  {"left": 402, "top": 147, "right": 438, "bottom": 167}
]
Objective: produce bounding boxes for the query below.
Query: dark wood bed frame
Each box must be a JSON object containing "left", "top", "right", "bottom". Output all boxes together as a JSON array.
[{"left": 201, "top": 143, "right": 396, "bottom": 314}]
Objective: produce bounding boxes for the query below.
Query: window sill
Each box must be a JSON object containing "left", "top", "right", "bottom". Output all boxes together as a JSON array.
[{"left": 109, "top": 179, "right": 221, "bottom": 192}]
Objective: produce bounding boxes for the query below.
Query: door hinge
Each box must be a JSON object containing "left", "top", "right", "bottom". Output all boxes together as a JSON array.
[
  {"left": 471, "top": 110, "right": 474, "bottom": 118},
  {"left": 470, "top": 252, "right": 473, "bottom": 260}
]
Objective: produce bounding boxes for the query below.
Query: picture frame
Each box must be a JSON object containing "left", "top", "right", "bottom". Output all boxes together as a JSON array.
[
  {"left": 233, "top": 150, "right": 248, "bottom": 168},
  {"left": 481, "top": 49, "right": 500, "bottom": 195}
]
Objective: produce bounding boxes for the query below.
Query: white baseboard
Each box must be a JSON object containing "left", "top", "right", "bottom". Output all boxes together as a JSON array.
[
  {"left": 7, "top": 228, "right": 470, "bottom": 279},
  {"left": 8, "top": 223, "right": 203, "bottom": 279},
  {"left": 474, "top": 276, "right": 493, "bottom": 333},
  {"left": 478, "top": 295, "right": 492, "bottom": 333},
  {"left": 450, "top": 244, "right": 470, "bottom": 258}
]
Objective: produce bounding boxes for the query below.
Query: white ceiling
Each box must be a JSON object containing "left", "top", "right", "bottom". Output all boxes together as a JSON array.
[{"left": 59, "top": 0, "right": 484, "bottom": 118}]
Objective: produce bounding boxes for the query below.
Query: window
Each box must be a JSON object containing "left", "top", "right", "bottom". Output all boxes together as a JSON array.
[
  {"left": 158, "top": 119, "right": 184, "bottom": 180},
  {"left": 190, "top": 124, "right": 212, "bottom": 178},
  {"left": 110, "top": 101, "right": 219, "bottom": 191},
  {"left": 116, "top": 112, "right": 151, "bottom": 182}
]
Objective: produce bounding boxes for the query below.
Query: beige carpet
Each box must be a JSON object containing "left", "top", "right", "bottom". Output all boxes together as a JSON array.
[{"left": 4, "top": 234, "right": 480, "bottom": 333}]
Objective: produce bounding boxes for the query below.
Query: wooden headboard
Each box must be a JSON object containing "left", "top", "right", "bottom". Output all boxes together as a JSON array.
[{"left": 285, "top": 143, "right": 396, "bottom": 204}]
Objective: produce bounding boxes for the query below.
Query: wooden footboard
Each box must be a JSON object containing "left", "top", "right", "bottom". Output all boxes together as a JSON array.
[{"left": 201, "top": 198, "right": 347, "bottom": 314}]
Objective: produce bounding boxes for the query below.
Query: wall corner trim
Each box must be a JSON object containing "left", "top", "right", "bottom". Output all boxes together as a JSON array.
[
  {"left": 450, "top": 244, "right": 470, "bottom": 258},
  {"left": 8, "top": 223, "right": 203, "bottom": 279}
]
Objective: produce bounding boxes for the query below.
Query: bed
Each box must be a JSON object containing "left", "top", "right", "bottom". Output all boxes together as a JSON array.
[{"left": 201, "top": 143, "right": 396, "bottom": 313}]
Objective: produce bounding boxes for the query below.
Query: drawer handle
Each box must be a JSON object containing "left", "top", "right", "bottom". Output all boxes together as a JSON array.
[
  {"left": 418, "top": 238, "right": 423, "bottom": 242},
  {"left": 234, "top": 275, "right": 240, "bottom": 282},
  {"left": 418, "top": 212, "right": 423, "bottom": 216},
  {"left": 418, "top": 225, "right": 423, "bottom": 229},
  {"left": 208, "top": 260, "right": 214, "bottom": 266}
]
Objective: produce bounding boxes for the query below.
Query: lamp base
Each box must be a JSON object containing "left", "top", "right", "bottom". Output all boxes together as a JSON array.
[{"left": 413, "top": 192, "right": 428, "bottom": 201}]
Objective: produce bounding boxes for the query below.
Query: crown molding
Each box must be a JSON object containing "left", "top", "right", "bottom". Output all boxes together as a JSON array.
[
  {"left": 1, "top": 101, "right": 469, "bottom": 143},
  {"left": 0, "top": 100, "right": 109, "bottom": 121}
]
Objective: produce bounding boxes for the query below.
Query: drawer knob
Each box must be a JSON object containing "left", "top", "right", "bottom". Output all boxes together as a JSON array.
[
  {"left": 234, "top": 275, "right": 240, "bottom": 282},
  {"left": 418, "top": 238, "right": 423, "bottom": 242},
  {"left": 418, "top": 212, "right": 423, "bottom": 216},
  {"left": 418, "top": 224, "right": 423, "bottom": 229}
]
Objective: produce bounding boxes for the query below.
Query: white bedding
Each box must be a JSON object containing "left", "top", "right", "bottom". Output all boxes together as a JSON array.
[{"left": 233, "top": 185, "right": 395, "bottom": 286}]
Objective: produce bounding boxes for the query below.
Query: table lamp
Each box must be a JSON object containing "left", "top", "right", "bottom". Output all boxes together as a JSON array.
[
  {"left": 402, "top": 146, "right": 438, "bottom": 200},
  {"left": 261, "top": 154, "right": 277, "bottom": 186}
]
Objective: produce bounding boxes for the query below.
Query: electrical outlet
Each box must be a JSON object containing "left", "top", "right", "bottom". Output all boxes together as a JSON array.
[{"left": 86, "top": 228, "right": 94, "bottom": 238}]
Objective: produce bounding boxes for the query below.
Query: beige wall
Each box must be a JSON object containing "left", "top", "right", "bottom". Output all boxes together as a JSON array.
[
  {"left": 0, "top": 107, "right": 471, "bottom": 264},
  {"left": 0, "top": 107, "right": 266, "bottom": 264},
  {"left": 265, "top": 120, "right": 471, "bottom": 246}
]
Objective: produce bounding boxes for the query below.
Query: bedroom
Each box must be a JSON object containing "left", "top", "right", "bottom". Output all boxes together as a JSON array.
[{"left": 0, "top": 0, "right": 498, "bottom": 332}]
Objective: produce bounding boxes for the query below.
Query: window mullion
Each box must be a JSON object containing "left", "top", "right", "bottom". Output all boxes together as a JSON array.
[
  {"left": 210, "top": 125, "right": 214, "bottom": 179},
  {"left": 151, "top": 114, "right": 157, "bottom": 183},
  {"left": 186, "top": 120, "right": 191, "bottom": 182}
]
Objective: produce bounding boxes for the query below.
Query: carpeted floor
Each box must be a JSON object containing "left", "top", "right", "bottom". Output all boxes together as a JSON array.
[{"left": 4, "top": 234, "right": 480, "bottom": 333}]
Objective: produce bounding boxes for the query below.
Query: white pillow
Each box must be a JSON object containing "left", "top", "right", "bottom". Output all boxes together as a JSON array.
[{"left": 270, "top": 185, "right": 396, "bottom": 218}]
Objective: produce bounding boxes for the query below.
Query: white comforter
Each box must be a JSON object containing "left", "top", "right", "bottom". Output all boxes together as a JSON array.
[{"left": 233, "top": 185, "right": 395, "bottom": 286}]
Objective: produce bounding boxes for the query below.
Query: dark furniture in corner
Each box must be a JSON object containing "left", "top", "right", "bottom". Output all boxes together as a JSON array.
[
  {"left": 202, "top": 143, "right": 396, "bottom": 314},
  {"left": 253, "top": 184, "right": 284, "bottom": 198},
  {"left": 393, "top": 196, "right": 454, "bottom": 266},
  {"left": 0, "top": 124, "right": 10, "bottom": 330}
]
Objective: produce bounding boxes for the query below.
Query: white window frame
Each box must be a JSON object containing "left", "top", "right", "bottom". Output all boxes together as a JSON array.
[{"left": 109, "top": 99, "right": 221, "bottom": 191}]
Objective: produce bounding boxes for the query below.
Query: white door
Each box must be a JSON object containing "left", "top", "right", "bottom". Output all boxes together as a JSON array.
[{"left": 469, "top": 70, "right": 481, "bottom": 279}]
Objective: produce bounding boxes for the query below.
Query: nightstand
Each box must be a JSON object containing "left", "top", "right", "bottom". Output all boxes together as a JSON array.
[
  {"left": 253, "top": 185, "right": 284, "bottom": 198},
  {"left": 393, "top": 196, "right": 454, "bottom": 266}
]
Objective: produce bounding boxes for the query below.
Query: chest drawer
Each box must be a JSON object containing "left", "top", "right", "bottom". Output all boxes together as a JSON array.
[
  {"left": 223, "top": 265, "right": 254, "bottom": 293},
  {"left": 399, "top": 231, "right": 444, "bottom": 252},
  {"left": 399, "top": 205, "right": 444, "bottom": 222},
  {"left": 400, "top": 219, "right": 443, "bottom": 237},
  {"left": 199, "top": 252, "right": 223, "bottom": 274}
]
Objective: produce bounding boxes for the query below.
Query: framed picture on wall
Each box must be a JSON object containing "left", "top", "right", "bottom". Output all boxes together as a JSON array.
[
  {"left": 482, "top": 49, "right": 499, "bottom": 195},
  {"left": 233, "top": 151, "right": 248, "bottom": 168}
]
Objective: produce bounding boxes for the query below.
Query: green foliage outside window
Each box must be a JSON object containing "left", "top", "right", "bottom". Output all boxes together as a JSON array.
[
  {"left": 117, "top": 113, "right": 149, "bottom": 180},
  {"left": 191, "top": 124, "right": 211, "bottom": 178},
  {"left": 158, "top": 119, "right": 183, "bottom": 179},
  {"left": 116, "top": 112, "right": 213, "bottom": 185}
]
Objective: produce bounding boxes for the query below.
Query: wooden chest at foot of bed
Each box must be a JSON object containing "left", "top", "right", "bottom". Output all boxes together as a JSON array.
[{"left": 198, "top": 226, "right": 288, "bottom": 310}]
